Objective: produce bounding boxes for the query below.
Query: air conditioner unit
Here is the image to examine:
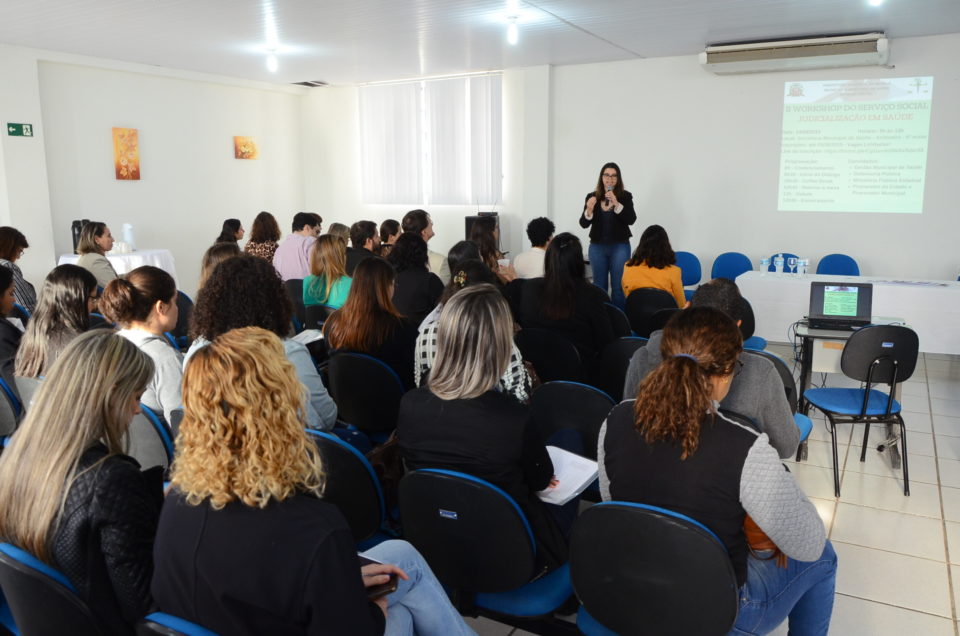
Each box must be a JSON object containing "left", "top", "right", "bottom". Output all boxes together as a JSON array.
[{"left": 699, "top": 33, "right": 888, "bottom": 75}]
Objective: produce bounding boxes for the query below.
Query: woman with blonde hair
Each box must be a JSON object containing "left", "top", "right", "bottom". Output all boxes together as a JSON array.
[
  {"left": 76, "top": 221, "right": 119, "bottom": 288},
  {"left": 303, "top": 234, "right": 352, "bottom": 308},
  {"left": 0, "top": 330, "right": 159, "bottom": 634},
  {"left": 197, "top": 242, "right": 240, "bottom": 291},
  {"left": 151, "top": 327, "right": 473, "bottom": 636},
  {"left": 398, "top": 284, "right": 567, "bottom": 571}
]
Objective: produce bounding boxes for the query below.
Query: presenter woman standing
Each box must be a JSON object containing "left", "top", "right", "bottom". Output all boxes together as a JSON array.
[{"left": 579, "top": 162, "right": 636, "bottom": 308}]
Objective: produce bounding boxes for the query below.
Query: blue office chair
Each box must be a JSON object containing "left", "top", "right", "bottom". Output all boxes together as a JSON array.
[
  {"left": 327, "top": 352, "right": 406, "bottom": 443},
  {"left": 603, "top": 303, "right": 632, "bottom": 338},
  {"left": 137, "top": 612, "right": 220, "bottom": 636},
  {"left": 284, "top": 279, "right": 306, "bottom": 332},
  {"left": 10, "top": 303, "right": 29, "bottom": 322},
  {"left": 514, "top": 328, "right": 585, "bottom": 383},
  {"left": 0, "top": 542, "right": 104, "bottom": 635},
  {"left": 675, "top": 251, "right": 701, "bottom": 301},
  {"left": 571, "top": 502, "right": 738, "bottom": 636},
  {"left": 816, "top": 253, "right": 860, "bottom": 276},
  {"left": 710, "top": 252, "right": 753, "bottom": 281},
  {"left": 804, "top": 325, "right": 918, "bottom": 497},
  {"left": 742, "top": 349, "right": 813, "bottom": 460},
  {"left": 767, "top": 252, "right": 799, "bottom": 272},
  {"left": 737, "top": 296, "right": 766, "bottom": 351},
  {"left": 595, "top": 336, "right": 647, "bottom": 402},
  {"left": 127, "top": 404, "right": 175, "bottom": 471},
  {"left": 304, "top": 304, "right": 337, "bottom": 330},
  {"left": 625, "top": 288, "right": 678, "bottom": 338},
  {"left": 529, "top": 381, "right": 616, "bottom": 461},
  {"left": 0, "top": 377, "right": 23, "bottom": 438},
  {"left": 399, "top": 469, "right": 573, "bottom": 628},
  {"left": 170, "top": 291, "right": 194, "bottom": 350},
  {"left": 305, "top": 430, "right": 392, "bottom": 549}
]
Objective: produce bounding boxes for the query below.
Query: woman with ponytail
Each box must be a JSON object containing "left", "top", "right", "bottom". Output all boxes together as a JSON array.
[
  {"left": 101, "top": 266, "right": 182, "bottom": 423},
  {"left": 598, "top": 307, "right": 837, "bottom": 635}
]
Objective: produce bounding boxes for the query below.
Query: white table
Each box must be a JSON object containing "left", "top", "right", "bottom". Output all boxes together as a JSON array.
[
  {"left": 736, "top": 271, "right": 960, "bottom": 354},
  {"left": 58, "top": 249, "right": 179, "bottom": 285}
]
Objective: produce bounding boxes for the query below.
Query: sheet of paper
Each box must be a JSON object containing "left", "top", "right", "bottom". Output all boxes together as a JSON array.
[{"left": 537, "top": 446, "right": 598, "bottom": 506}]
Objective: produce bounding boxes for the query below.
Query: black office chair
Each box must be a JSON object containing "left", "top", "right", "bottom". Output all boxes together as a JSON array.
[
  {"left": 803, "top": 325, "right": 919, "bottom": 496},
  {"left": 127, "top": 404, "right": 174, "bottom": 471},
  {"left": 514, "top": 328, "right": 584, "bottom": 383},
  {"left": 284, "top": 279, "right": 306, "bottom": 330},
  {"left": 170, "top": 291, "right": 194, "bottom": 351},
  {"left": 742, "top": 350, "right": 813, "bottom": 460},
  {"left": 306, "top": 430, "right": 387, "bottom": 546},
  {"left": 647, "top": 307, "right": 680, "bottom": 335},
  {"left": 594, "top": 336, "right": 648, "bottom": 402},
  {"left": 327, "top": 352, "right": 406, "bottom": 441},
  {"left": 304, "top": 304, "right": 337, "bottom": 330},
  {"left": 0, "top": 542, "right": 104, "bottom": 635},
  {"left": 399, "top": 469, "right": 574, "bottom": 629},
  {"left": 0, "top": 378, "right": 22, "bottom": 437},
  {"left": 136, "top": 612, "right": 219, "bottom": 635},
  {"left": 603, "top": 303, "right": 633, "bottom": 338},
  {"left": 571, "top": 502, "right": 738, "bottom": 636},
  {"left": 9, "top": 303, "right": 29, "bottom": 323},
  {"left": 529, "top": 382, "right": 615, "bottom": 461},
  {"left": 624, "top": 288, "right": 678, "bottom": 338}
]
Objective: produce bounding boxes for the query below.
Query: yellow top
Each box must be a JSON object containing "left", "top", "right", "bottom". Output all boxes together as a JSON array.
[{"left": 621, "top": 263, "right": 686, "bottom": 308}]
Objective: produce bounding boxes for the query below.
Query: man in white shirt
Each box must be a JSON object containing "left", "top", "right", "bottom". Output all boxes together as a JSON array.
[
  {"left": 512, "top": 217, "right": 555, "bottom": 279},
  {"left": 402, "top": 209, "right": 450, "bottom": 284},
  {"left": 273, "top": 212, "right": 322, "bottom": 281}
]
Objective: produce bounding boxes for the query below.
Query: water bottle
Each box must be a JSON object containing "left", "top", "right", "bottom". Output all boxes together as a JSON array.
[
  {"left": 71, "top": 220, "right": 83, "bottom": 253},
  {"left": 774, "top": 254, "right": 784, "bottom": 274},
  {"left": 122, "top": 223, "right": 137, "bottom": 251},
  {"left": 760, "top": 256, "right": 771, "bottom": 276},
  {"left": 798, "top": 258, "right": 809, "bottom": 276}
]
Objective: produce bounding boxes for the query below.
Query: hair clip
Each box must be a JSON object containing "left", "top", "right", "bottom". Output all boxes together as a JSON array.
[{"left": 453, "top": 271, "right": 467, "bottom": 287}]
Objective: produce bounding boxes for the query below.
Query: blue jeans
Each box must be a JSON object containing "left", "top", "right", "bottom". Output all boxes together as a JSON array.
[
  {"left": 362, "top": 540, "right": 476, "bottom": 636},
  {"left": 588, "top": 242, "right": 631, "bottom": 308},
  {"left": 729, "top": 540, "right": 837, "bottom": 636}
]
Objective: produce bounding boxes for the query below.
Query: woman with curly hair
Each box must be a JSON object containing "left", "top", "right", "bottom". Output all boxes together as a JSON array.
[
  {"left": 386, "top": 233, "right": 443, "bottom": 327},
  {"left": 0, "top": 330, "right": 158, "bottom": 634},
  {"left": 621, "top": 224, "right": 685, "bottom": 308},
  {"left": 598, "top": 307, "right": 836, "bottom": 634},
  {"left": 185, "top": 254, "right": 336, "bottom": 430},
  {"left": 303, "top": 234, "right": 351, "bottom": 309},
  {"left": 243, "top": 211, "right": 281, "bottom": 262},
  {"left": 15, "top": 264, "right": 99, "bottom": 378},
  {"left": 152, "top": 327, "right": 473, "bottom": 636},
  {"left": 323, "top": 257, "right": 418, "bottom": 389}
]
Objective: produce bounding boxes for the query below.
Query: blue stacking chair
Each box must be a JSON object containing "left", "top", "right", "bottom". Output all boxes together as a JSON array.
[
  {"left": 603, "top": 303, "right": 633, "bottom": 338},
  {"left": 595, "top": 336, "right": 647, "bottom": 402},
  {"left": 816, "top": 253, "right": 860, "bottom": 276},
  {"left": 127, "top": 404, "right": 175, "bottom": 471},
  {"left": 742, "top": 349, "right": 813, "bottom": 460},
  {"left": 515, "top": 328, "right": 584, "bottom": 383},
  {"left": 571, "top": 502, "right": 738, "bottom": 636},
  {"left": 137, "top": 612, "right": 220, "bottom": 635},
  {"left": 327, "top": 352, "right": 406, "bottom": 444},
  {"left": 399, "top": 469, "right": 573, "bottom": 630},
  {"left": 0, "top": 377, "right": 23, "bottom": 441},
  {"left": 304, "top": 304, "right": 337, "bottom": 330},
  {"left": 624, "top": 288, "right": 678, "bottom": 338},
  {"left": 169, "top": 291, "right": 194, "bottom": 351},
  {"left": 710, "top": 252, "right": 752, "bottom": 281},
  {"left": 529, "top": 381, "right": 616, "bottom": 461},
  {"left": 804, "top": 325, "right": 918, "bottom": 497},
  {"left": 766, "top": 252, "right": 799, "bottom": 272},
  {"left": 10, "top": 303, "right": 29, "bottom": 322},
  {"left": 675, "top": 251, "right": 701, "bottom": 301},
  {"left": 0, "top": 542, "right": 103, "bottom": 635}
]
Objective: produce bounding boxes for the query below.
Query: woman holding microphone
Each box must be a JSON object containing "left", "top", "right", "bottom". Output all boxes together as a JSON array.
[{"left": 579, "top": 162, "right": 636, "bottom": 308}]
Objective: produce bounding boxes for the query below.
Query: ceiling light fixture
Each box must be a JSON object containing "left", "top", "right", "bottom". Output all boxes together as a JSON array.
[{"left": 507, "top": 16, "right": 519, "bottom": 45}]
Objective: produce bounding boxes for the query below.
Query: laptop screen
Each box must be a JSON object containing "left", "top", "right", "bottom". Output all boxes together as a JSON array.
[{"left": 809, "top": 281, "right": 873, "bottom": 322}]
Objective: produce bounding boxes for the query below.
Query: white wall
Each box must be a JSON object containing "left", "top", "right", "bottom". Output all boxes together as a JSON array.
[
  {"left": 37, "top": 61, "right": 305, "bottom": 296},
  {"left": 550, "top": 33, "right": 960, "bottom": 281}
]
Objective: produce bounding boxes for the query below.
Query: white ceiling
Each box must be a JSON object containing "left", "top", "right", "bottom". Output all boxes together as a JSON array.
[{"left": 2, "top": 0, "right": 959, "bottom": 86}]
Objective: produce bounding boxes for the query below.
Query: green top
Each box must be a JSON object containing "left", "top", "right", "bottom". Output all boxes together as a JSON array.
[{"left": 303, "top": 274, "right": 352, "bottom": 309}]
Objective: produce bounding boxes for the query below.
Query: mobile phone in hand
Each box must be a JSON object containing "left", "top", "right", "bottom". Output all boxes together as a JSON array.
[{"left": 359, "top": 556, "right": 398, "bottom": 599}]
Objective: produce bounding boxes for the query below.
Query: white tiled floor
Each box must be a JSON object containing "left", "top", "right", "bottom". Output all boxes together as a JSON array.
[{"left": 467, "top": 347, "right": 960, "bottom": 636}]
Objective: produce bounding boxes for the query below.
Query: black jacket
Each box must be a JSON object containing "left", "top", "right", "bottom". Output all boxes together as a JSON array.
[
  {"left": 578, "top": 190, "right": 637, "bottom": 244},
  {"left": 518, "top": 278, "right": 615, "bottom": 358},
  {"left": 391, "top": 268, "right": 443, "bottom": 328},
  {"left": 345, "top": 247, "right": 379, "bottom": 277},
  {"left": 52, "top": 444, "right": 163, "bottom": 634}
]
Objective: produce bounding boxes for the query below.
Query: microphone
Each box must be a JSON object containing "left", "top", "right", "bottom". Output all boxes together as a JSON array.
[{"left": 605, "top": 185, "right": 613, "bottom": 209}]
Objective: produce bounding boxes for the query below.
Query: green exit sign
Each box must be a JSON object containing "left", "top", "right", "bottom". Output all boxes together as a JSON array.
[{"left": 6, "top": 123, "right": 33, "bottom": 137}]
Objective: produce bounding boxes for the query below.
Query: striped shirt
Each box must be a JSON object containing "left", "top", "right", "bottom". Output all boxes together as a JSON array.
[{"left": 0, "top": 259, "right": 36, "bottom": 313}]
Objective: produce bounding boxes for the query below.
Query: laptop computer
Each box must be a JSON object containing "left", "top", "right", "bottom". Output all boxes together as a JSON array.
[{"left": 807, "top": 281, "right": 873, "bottom": 331}]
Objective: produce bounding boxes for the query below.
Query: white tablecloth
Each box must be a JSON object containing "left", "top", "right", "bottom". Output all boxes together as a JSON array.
[
  {"left": 736, "top": 271, "right": 960, "bottom": 354},
  {"left": 58, "top": 249, "right": 179, "bottom": 285}
]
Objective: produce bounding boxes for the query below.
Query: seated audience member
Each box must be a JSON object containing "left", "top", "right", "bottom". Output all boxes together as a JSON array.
[
  {"left": 152, "top": 328, "right": 472, "bottom": 636},
  {"left": 76, "top": 221, "right": 119, "bottom": 288},
  {"left": 0, "top": 331, "right": 160, "bottom": 634},
  {"left": 621, "top": 224, "right": 685, "bottom": 308},
  {"left": 512, "top": 217, "right": 554, "bottom": 280},
  {"left": 324, "top": 257, "right": 419, "bottom": 390},
  {"left": 623, "top": 278, "right": 798, "bottom": 458},
  {"left": 378, "top": 219, "right": 401, "bottom": 258},
  {"left": 273, "top": 212, "right": 322, "bottom": 281},
  {"left": 399, "top": 284, "right": 567, "bottom": 570},
  {"left": 387, "top": 233, "right": 444, "bottom": 327},
  {"left": 0, "top": 226, "right": 37, "bottom": 312},
  {"left": 517, "top": 232, "right": 615, "bottom": 358},
  {"left": 100, "top": 266, "right": 182, "bottom": 424},
  {"left": 243, "top": 211, "right": 281, "bottom": 262},
  {"left": 346, "top": 220, "right": 381, "bottom": 275},
  {"left": 401, "top": 209, "right": 450, "bottom": 284},
  {"left": 214, "top": 218, "right": 244, "bottom": 245},
  {"left": 198, "top": 242, "right": 240, "bottom": 291},
  {"left": 327, "top": 222, "right": 351, "bottom": 242},
  {"left": 598, "top": 307, "right": 836, "bottom": 634},
  {"left": 0, "top": 267, "right": 23, "bottom": 384},
  {"left": 415, "top": 259, "right": 532, "bottom": 403},
  {"left": 186, "top": 255, "right": 337, "bottom": 430},
  {"left": 303, "top": 235, "right": 352, "bottom": 309},
  {"left": 469, "top": 216, "right": 515, "bottom": 283},
  {"left": 15, "top": 264, "right": 99, "bottom": 378},
  {"left": 445, "top": 240, "right": 481, "bottom": 275}
]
